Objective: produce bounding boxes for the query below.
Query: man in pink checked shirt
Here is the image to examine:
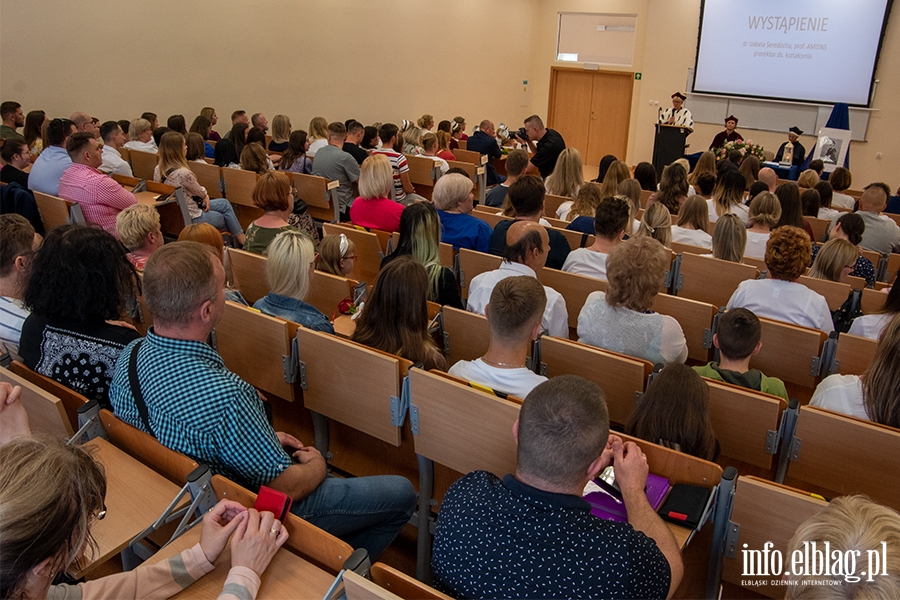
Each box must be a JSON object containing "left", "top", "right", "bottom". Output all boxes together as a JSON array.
[{"left": 58, "top": 132, "right": 136, "bottom": 236}]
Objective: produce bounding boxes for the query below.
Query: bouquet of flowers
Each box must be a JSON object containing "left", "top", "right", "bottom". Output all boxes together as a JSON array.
[{"left": 715, "top": 139, "right": 766, "bottom": 162}]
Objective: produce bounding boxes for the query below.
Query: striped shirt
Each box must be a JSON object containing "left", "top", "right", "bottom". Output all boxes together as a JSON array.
[
  {"left": 371, "top": 148, "right": 409, "bottom": 203},
  {"left": 0, "top": 296, "right": 29, "bottom": 362},
  {"left": 58, "top": 163, "right": 137, "bottom": 236}
]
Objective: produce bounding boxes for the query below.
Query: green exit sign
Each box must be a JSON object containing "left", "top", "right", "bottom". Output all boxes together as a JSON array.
[{"left": 634, "top": 72, "right": 642, "bottom": 80}]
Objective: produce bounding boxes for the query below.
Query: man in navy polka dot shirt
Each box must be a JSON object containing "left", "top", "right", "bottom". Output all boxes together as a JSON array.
[{"left": 432, "top": 375, "right": 683, "bottom": 599}]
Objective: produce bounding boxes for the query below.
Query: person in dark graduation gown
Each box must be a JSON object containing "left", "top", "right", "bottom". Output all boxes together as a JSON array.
[
  {"left": 774, "top": 126, "right": 806, "bottom": 166},
  {"left": 710, "top": 115, "right": 743, "bottom": 149}
]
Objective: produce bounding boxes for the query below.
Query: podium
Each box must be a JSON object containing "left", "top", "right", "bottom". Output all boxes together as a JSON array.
[{"left": 652, "top": 123, "right": 692, "bottom": 178}]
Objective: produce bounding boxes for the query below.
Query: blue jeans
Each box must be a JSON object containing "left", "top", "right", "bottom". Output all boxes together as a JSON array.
[
  {"left": 290, "top": 475, "right": 415, "bottom": 559},
  {"left": 193, "top": 198, "right": 243, "bottom": 237}
]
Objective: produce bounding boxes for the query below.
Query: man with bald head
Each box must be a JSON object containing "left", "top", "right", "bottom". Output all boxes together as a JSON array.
[
  {"left": 466, "top": 119, "right": 505, "bottom": 186},
  {"left": 758, "top": 167, "right": 777, "bottom": 193},
  {"left": 467, "top": 220, "right": 568, "bottom": 338},
  {"left": 70, "top": 112, "right": 99, "bottom": 139},
  {"left": 830, "top": 182, "right": 900, "bottom": 255}
]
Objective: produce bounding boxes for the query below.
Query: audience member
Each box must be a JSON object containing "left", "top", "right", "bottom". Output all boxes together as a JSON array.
[
  {"left": 617, "top": 178, "right": 643, "bottom": 215},
  {"left": 636, "top": 202, "right": 672, "bottom": 247},
  {"left": 842, "top": 183, "right": 900, "bottom": 254},
  {"left": 797, "top": 169, "right": 820, "bottom": 190},
  {"left": 268, "top": 114, "right": 291, "bottom": 153},
  {"left": 28, "top": 118, "right": 75, "bottom": 196},
  {"left": 213, "top": 138, "right": 240, "bottom": 169},
  {"left": 634, "top": 161, "right": 658, "bottom": 192},
  {"left": 22, "top": 109, "right": 45, "bottom": 156},
  {"left": 696, "top": 173, "right": 716, "bottom": 199},
  {"left": 800, "top": 188, "right": 821, "bottom": 223},
  {"left": 434, "top": 172, "right": 492, "bottom": 252},
  {"left": 240, "top": 141, "right": 270, "bottom": 175},
  {"left": 739, "top": 155, "right": 760, "bottom": 191},
  {"left": 547, "top": 148, "right": 585, "bottom": 219},
  {"left": 694, "top": 307, "right": 788, "bottom": 401},
  {"left": 98, "top": 120, "right": 133, "bottom": 176},
  {"left": 0, "top": 101, "right": 24, "bottom": 140},
  {"left": 316, "top": 233, "right": 356, "bottom": 278},
  {"left": 124, "top": 118, "right": 156, "bottom": 152},
  {"left": 58, "top": 132, "right": 137, "bottom": 235},
  {"left": 188, "top": 116, "right": 215, "bottom": 157},
  {"left": 421, "top": 133, "right": 449, "bottom": 174},
  {"left": 166, "top": 114, "right": 187, "bottom": 135},
  {"left": 417, "top": 114, "right": 435, "bottom": 132},
  {"left": 562, "top": 182, "right": 603, "bottom": 231},
  {"left": 141, "top": 112, "right": 159, "bottom": 131},
  {"left": 306, "top": 117, "right": 329, "bottom": 157},
  {"left": 711, "top": 213, "right": 746, "bottom": 263},
  {"left": 727, "top": 226, "right": 833, "bottom": 332},
  {"left": 848, "top": 278, "right": 900, "bottom": 340},
  {"left": 450, "top": 116, "right": 468, "bottom": 149},
  {"left": 814, "top": 212, "right": 876, "bottom": 286},
  {"left": 230, "top": 122, "right": 250, "bottom": 158},
  {"left": 485, "top": 149, "right": 529, "bottom": 208},
  {"left": 809, "top": 158, "right": 825, "bottom": 176},
  {"left": 311, "top": 122, "right": 361, "bottom": 219},
  {"left": 744, "top": 192, "right": 781, "bottom": 259},
  {"left": 251, "top": 112, "right": 268, "bottom": 133},
  {"left": 811, "top": 312, "right": 900, "bottom": 426},
  {"left": 464, "top": 120, "right": 504, "bottom": 186},
  {"left": 654, "top": 163, "right": 689, "bottom": 214},
  {"left": 0, "top": 215, "right": 39, "bottom": 362},
  {"left": 489, "top": 175, "right": 571, "bottom": 269},
  {"left": 578, "top": 236, "right": 687, "bottom": 364},
  {"left": 371, "top": 123, "right": 417, "bottom": 204},
  {"left": 116, "top": 204, "right": 163, "bottom": 271},
  {"left": 627, "top": 363, "right": 719, "bottom": 461},
  {"left": 808, "top": 238, "right": 858, "bottom": 283},
  {"left": 515, "top": 115, "right": 566, "bottom": 179},
  {"left": 0, "top": 137, "right": 31, "bottom": 187},
  {"left": 758, "top": 167, "right": 777, "bottom": 193},
  {"left": 449, "top": 276, "right": 547, "bottom": 397},
  {"left": 815, "top": 180, "right": 840, "bottom": 220},
  {"left": 110, "top": 241, "right": 415, "bottom": 557},
  {"left": 747, "top": 180, "right": 768, "bottom": 200},
  {"left": 200, "top": 106, "right": 221, "bottom": 140},
  {"left": 341, "top": 120, "right": 368, "bottom": 165},
  {"left": 671, "top": 195, "right": 712, "bottom": 249},
  {"left": 69, "top": 112, "right": 98, "bottom": 139},
  {"left": 224, "top": 110, "right": 249, "bottom": 139},
  {"left": 243, "top": 172, "right": 298, "bottom": 254},
  {"left": 432, "top": 375, "right": 682, "bottom": 599},
  {"left": 469, "top": 221, "right": 568, "bottom": 338},
  {"left": 708, "top": 169, "right": 748, "bottom": 224},
  {"left": 0, "top": 436, "right": 289, "bottom": 600},
  {"left": 351, "top": 256, "right": 448, "bottom": 370},
  {"left": 562, "top": 196, "right": 629, "bottom": 280},
  {"left": 277, "top": 130, "right": 313, "bottom": 174},
  {"left": 435, "top": 130, "right": 455, "bottom": 161},
  {"left": 688, "top": 151, "right": 716, "bottom": 187},
  {"left": 350, "top": 154, "right": 405, "bottom": 232},
  {"left": 593, "top": 154, "right": 618, "bottom": 183},
  {"left": 176, "top": 223, "right": 247, "bottom": 305},
  {"left": 382, "top": 203, "right": 463, "bottom": 308},
  {"left": 829, "top": 167, "right": 855, "bottom": 209},
  {"left": 20, "top": 225, "right": 140, "bottom": 406},
  {"left": 186, "top": 132, "right": 207, "bottom": 162},
  {"left": 775, "top": 182, "right": 812, "bottom": 239}
]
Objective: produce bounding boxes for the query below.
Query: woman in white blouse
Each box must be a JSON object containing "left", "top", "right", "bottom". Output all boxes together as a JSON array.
[
  {"left": 306, "top": 117, "right": 329, "bottom": 158},
  {"left": 671, "top": 196, "right": 712, "bottom": 249},
  {"left": 577, "top": 236, "right": 687, "bottom": 364},
  {"left": 708, "top": 170, "right": 749, "bottom": 225},
  {"left": 811, "top": 312, "right": 900, "bottom": 426},
  {"left": 744, "top": 192, "right": 781, "bottom": 259},
  {"left": 848, "top": 284, "right": 900, "bottom": 340}
]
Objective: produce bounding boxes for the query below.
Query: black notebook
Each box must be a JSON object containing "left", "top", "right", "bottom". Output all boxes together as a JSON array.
[{"left": 657, "top": 483, "right": 710, "bottom": 529}]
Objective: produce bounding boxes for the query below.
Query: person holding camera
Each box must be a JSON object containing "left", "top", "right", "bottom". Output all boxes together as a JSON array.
[
  {"left": 431, "top": 375, "right": 683, "bottom": 599},
  {"left": 513, "top": 115, "right": 566, "bottom": 180}
]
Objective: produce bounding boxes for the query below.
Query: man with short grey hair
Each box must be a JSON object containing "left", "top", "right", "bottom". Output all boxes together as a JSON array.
[
  {"left": 70, "top": 111, "right": 98, "bottom": 138},
  {"left": 251, "top": 112, "right": 268, "bottom": 133},
  {"left": 311, "top": 121, "right": 360, "bottom": 219}
]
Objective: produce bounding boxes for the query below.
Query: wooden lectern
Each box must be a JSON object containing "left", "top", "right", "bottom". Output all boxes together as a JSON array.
[{"left": 652, "top": 124, "right": 692, "bottom": 178}]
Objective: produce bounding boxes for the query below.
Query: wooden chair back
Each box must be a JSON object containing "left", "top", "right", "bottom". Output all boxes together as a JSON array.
[
  {"left": 451, "top": 148, "right": 482, "bottom": 165},
  {"left": 551, "top": 226, "right": 591, "bottom": 251},
  {"left": 797, "top": 275, "right": 852, "bottom": 312},
  {"left": 9, "top": 361, "right": 86, "bottom": 431},
  {"left": 130, "top": 150, "right": 157, "bottom": 180},
  {"left": 786, "top": 406, "right": 900, "bottom": 512},
  {"left": 846, "top": 275, "right": 867, "bottom": 290},
  {"left": 804, "top": 216, "right": 829, "bottom": 242},
  {"left": 469, "top": 209, "right": 510, "bottom": 229},
  {"left": 441, "top": 306, "right": 492, "bottom": 367},
  {"left": 742, "top": 255, "right": 768, "bottom": 273},
  {"left": 456, "top": 139, "right": 467, "bottom": 150},
  {"left": 751, "top": 317, "right": 827, "bottom": 391},
  {"left": 832, "top": 332, "right": 877, "bottom": 376},
  {"left": 33, "top": 191, "right": 81, "bottom": 230},
  {"left": 651, "top": 293, "right": 717, "bottom": 363},
  {"left": 669, "top": 241, "right": 708, "bottom": 256},
  {"left": 211, "top": 475, "right": 354, "bottom": 574},
  {"left": 98, "top": 409, "right": 199, "bottom": 484},
  {"left": 621, "top": 431, "right": 723, "bottom": 488},
  {"left": 677, "top": 252, "right": 759, "bottom": 307},
  {"left": 538, "top": 336, "right": 652, "bottom": 425},
  {"left": 721, "top": 476, "right": 827, "bottom": 597},
  {"left": 884, "top": 213, "right": 900, "bottom": 228},
  {"left": 110, "top": 173, "right": 140, "bottom": 188},
  {"left": 457, "top": 248, "right": 502, "bottom": 302},
  {"left": 444, "top": 160, "right": 483, "bottom": 199},
  {"left": 639, "top": 189, "right": 653, "bottom": 207},
  {"left": 291, "top": 172, "right": 339, "bottom": 223},
  {"left": 188, "top": 161, "right": 223, "bottom": 197},
  {"left": 118, "top": 147, "right": 130, "bottom": 165},
  {"left": 704, "top": 379, "right": 786, "bottom": 470},
  {"left": 222, "top": 168, "right": 261, "bottom": 229},
  {"left": 370, "top": 562, "right": 452, "bottom": 600},
  {"left": 543, "top": 193, "right": 570, "bottom": 218},
  {"left": 227, "top": 247, "right": 269, "bottom": 304},
  {"left": 0, "top": 367, "right": 73, "bottom": 437},
  {"left": 543, "top": 216, "right": 569, "bottom": 229},
  {"left": 860, "top": 287, "right": 888, "bottom": 314},
  {"left": 216, "top": 301, "right": 299, "bottom": 401},
  {"left": 884, "top": 253, "right": 900, "bottom": 283},
  {"left": 536, "top": 267, "right": 606, "bottom": 332},
  {"left": 307, "top": 271, "right": 359, "bottom": 319},
  {"left": 296, "top": 327, "right": 409, "bottom": 446},
  {"left": 343, "top": 570, "right": 403, "bottom": 600},
  {"left": 860, "top": 248, "right": 882, "bottom": 276},
  {"left": 322, "top": 223, "right": 384, "bottom": 285},
  {"left": 404, "top": 154, "right": 439, "bottom": 200}
]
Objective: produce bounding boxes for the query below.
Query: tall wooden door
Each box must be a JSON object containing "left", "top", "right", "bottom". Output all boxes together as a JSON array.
[{"left": 548, "top": 68, "right": 633, "bottom": 166}]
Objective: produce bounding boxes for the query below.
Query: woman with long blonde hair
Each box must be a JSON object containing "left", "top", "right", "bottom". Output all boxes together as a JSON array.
[
  {"left": 708, "top": 170, "right": 749, "bottom": 224},
  {"left": 598, "top": 160, "right": 631, "bottom": 202},
  {"left": 546, "top": 148, "right": 584, "bottom": 219},
  {"left": 671, "top": 195, "right": 712, "bottom": 248},
  {"left": 306, "top": 116, "right": 329, "bottom": 157},
  {"left": 688, "top": 151, "right": 717, "bottom": 187},
  {"left": 710, "top": 213, "right": 746, "bottom": 263},
  {"left": 744, "top": 192, "right": 781, "bottom": 259},
  {"left": 808, "top": 238, "right": 858, "bottom": 283},
  {"left": 268, "top": 114, "right": 292, "bottom": 152},
  {"left": 155, "top": 131, "right": 245, "bottom": 245},
  {"left": 635, "top": 202, "right": 672, "bottom": 247}
]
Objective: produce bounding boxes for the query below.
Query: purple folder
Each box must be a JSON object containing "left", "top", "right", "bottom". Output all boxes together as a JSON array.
[{"left": 583, "top": 473, "right": 671, "bottom": 522}]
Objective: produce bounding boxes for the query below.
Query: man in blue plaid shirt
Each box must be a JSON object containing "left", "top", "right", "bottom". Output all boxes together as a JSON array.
[{"left": 109, "top": 241, "right": 415, "bottom": 559}]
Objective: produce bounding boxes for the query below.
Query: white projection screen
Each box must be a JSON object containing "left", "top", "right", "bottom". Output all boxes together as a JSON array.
[{"left": 693, "top": 0, "right": 893, "bottom": 106}]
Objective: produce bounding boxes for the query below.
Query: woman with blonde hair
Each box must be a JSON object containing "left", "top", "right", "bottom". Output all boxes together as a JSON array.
[
  {"left": 635, "top": 202, "right": 672, "bottom": 247},
  {"left": 435, "top": 130, "right": 456, "bottom": 161},
  {"left": 352, "top": 256, "right": 448, "bottom": 370},
  {"left": 402, "top": 126, "right": 424, "bottom": 155},
  {"left": 124, "top": 117, "right": 156, "bottom": 152},
  {"left": 200, "top": 106, "right": 220, "bottom": 140},
  {"left": 672, "top": 196, "right": 712, "bottom": 248},
  {"left": 0, "top": 436, "right": 286, "bottom": 600},
  {"left": 268, "top": 114, "right": 291, "bottom": 153},
  {"left": 708, "top": 169, "right": 749, "bottom": 224},
  {"left": 240, "top": 142, "right": 270, "bottom": 175},
  {"left": 564, "top": 182, "right": 603, "bottom": 224},
  {"left": 808, "top": 238, "right": 858, "bottom": 283},
  {"left": 350, "top": 154, "right": 405, "bottom": 232},
  {"left": 417, "top": 114, "right": 434, "bottom": 132},
  {"left": 598, "top": 160, "right": 631, "bottom": 203},
  {"left": 687, "top": 151, "right": 717, "bottom": 187},
  {"left": 711, "top": 213, "right": 747, "bottom": 263},
  {"left": 154, "top": 131, "right": 245, "bottom": 245},
  {"left": 797, "top": 168, "right": 820, "bottom": 190},
  {"left": 253, "top": 230, "right": 334, "bottom": 333},
  {"left": 653, "top": 163, "right": 689, "bottom": 214},
  {"left": 546, "top": 148, "right": 584, "bottom": 219},
  {"left": 578, "top": 236, "right": 687, "bottom": 364},
  {"left": 738, "top": 155, "right": 760, "bottom": 191},
  {"left": 744, "top": 191, "right": 781, "bottom": 259},
  {"left": 317, "top": 233, "right": 357, "bottom": 278},
  {"left": 811, "top": 312, "right": 900, "bottom": 426},
  {"left": 307, "top": 116, "right": 329, "bottom": 157}
]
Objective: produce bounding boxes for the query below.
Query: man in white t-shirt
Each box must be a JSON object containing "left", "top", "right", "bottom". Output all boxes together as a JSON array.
[
  {"left": 98, "top": 121, "right": 133, "bottom": 177},
  {"left": 450, "top": 276, "right": 548, "bottom": 399},
  {"left": 467, "top": 221, "right": 569, "bottom": 338},
  {"left": 562, "top": 196, "right": 630, "bottom": 280}
]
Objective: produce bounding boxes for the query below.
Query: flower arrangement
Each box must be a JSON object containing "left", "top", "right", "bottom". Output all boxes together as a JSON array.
[{"left": 715, "top": 139, "right": 766, "bottom": 162}]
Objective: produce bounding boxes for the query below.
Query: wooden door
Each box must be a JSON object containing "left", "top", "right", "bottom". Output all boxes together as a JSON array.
[{"left": 548, "top": 68, "right": 633, "bottom": 167}]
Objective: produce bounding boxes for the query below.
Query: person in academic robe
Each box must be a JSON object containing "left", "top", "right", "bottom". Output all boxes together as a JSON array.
[
  {"left": 774, "top": 126, "right": 806, "bottom": 167},
  {"left": 658, "top": 92, "right": 693, "bottom": 129},
  {"left": 710, "top": 115, "right": 743, "bottom": 149}
]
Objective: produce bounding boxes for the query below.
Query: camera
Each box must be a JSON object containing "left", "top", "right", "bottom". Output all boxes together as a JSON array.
[{"left": 514, "top": 127, "right": 528, "bottom": 141}]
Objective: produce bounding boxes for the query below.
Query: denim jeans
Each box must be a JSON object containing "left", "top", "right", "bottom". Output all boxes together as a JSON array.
[
  {"left": 290, "top": 475, "right": 416, "bottom": 559},
  {"left": 193, "top": 198, "right": 243, "bottom": 237}
]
